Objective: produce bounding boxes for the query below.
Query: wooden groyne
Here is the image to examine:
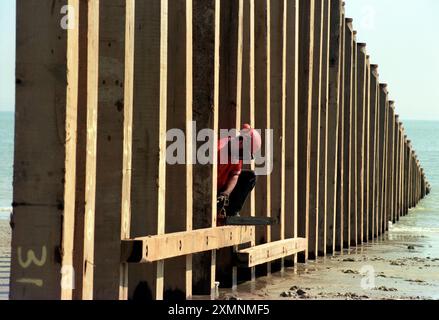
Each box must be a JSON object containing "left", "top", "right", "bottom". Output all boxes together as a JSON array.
[{"left": 10, "top": 0, "right": 429, "bottom": 300}]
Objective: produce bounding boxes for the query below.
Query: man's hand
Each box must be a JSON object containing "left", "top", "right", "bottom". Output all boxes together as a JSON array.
[
  {"left": 219, "top": 191, "right": 230, "bottom": 199},
  {"left": 217, "top": 192, "right": 230, "bottom": 207},
  {"left": 217, "top": 192, "right": 230, "bottom": 218}
]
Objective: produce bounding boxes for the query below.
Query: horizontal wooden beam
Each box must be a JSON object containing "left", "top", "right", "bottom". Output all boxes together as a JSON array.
[
  {"left": 236, "top": 238, "right": 307, "bottom": 268},
  {"left": 121, "top": 226, "right": 255, "bottom": 263}
]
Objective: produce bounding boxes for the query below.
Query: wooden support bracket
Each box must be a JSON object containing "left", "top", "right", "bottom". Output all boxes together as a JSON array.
[
  {"left": 121, "top": 226, "right": 255, "bottom": 263},
  {"left": 236, "top": 238, "right": 307, "bottom": 268}
]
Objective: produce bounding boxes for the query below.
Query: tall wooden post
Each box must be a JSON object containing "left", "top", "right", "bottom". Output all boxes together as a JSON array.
[
  {"left": 11, "top": 0, "right": 72, "bottom": 300},
  {"left": 401, "top": 135, "right": 404, "bottom": 215},
  {"left": 254, "top": 0, "right": 271, "bottom": 275},
  {"left": 269, "top": 0, "right": 286, "bottom": 272},
  {"left": 381, "top": 86, "right": 389, "bottom": 234},
  {"left": 119, "top": 0, "right": 134, "bottom": 300},
  {"left": 368, "top": 64, "right": 379, "bottom": 240},
  {"left": 349, "top": 31, "right": 358, "bottom": 247},
  {"left": 421, "top": 170, "right": 426, "bottom": 199},
  {"left": 236, "top": 0, "right": 256, "bottom": 285},
  {"left": 298, "top": 0, "right": 315, "bottom": 262},
  {"left": 415, "top": 159, "right": 418, "bottom": 204},
  {"left": 412, "top": 158, "right": 418, "bottom": 208},
  {"left": 407, "top": 145, "right": 410, "bottom": 209},
  {"left": 240, "top": 0, "right": 254, "bottom": 218},
  {"left": 342, "top": 18, "right": 353, "bottom": 249},
  {"left": 418, "top": 161, "right": 421, "bottom": 202},
  {"left": 125, "top": 0, "right": 170, "bottom": 301},
  {"left": 402, "top": 136, "right": 406, "bottom": 215},
  {"left": 356, "top": 43, "right": 366, "bottom": 244},
  {"left": 393, "top": 115, "right": 400, "bottom": 223},
  {"left": 386, "top": 101, "right": 395, "bottom": 229},
  {"left": 415, "top": 155, "right": 418, "bottom": 206},
  {"left": 410, "top": 148, "right": 414, "bottom": 209},
  {"left": 163, "top": 0, "right": 194, "bottom": 299},
  {"left": 335, "top": 7, "right": 346, "bottom": 252},
  {"left": 377, "top": 83, "right": 388, "bottom": 236},
  {"left": 416, "top": 160, "right": 418, "bottom": 204},
  {"left": 216, "top": 0, "right": 241, "bottom": 288},
  {"left": 318, "top": 0, "right": 331, "bottom": 257},
  {"left": 418, "top": 164, "right": 421, "bottom": 202},
  {"left": 363, "top": 55, "right": 371, "bottom": 242},
  {"left": 84, "top": 0, "right": 129, "bottom": 300},
  {"left": 284, "top": 0, "right": 300, "bottom": 266},
  {"left": 309, "top": 0, "right": 324, "bottom": 260},
  {"left": 399, "top": 125, "right": 404, "bottom": 219},
  {"left": 192, "top": 0, "right": 220, "bottom": 296},
  {"left": 402, "top": 129, "right": 406, "bottom": 211},
  {"left": 410, "top": 154, "right": 414, "bottom": 207},
  {"left": 409, "top": 146, "right": 412, "bottom": 209},
  {"left": 416, "top": 157, "right": 420, "bottom": 205},
  {"left": 72, "top": 0, "right": 88, "bottom": 300},
  {"left": 404, "top": 137, "right": 409, "bottom": 215},
  {"left": 411, "top": 149, "right": 418, "bottom": 208},
  {"left": 416, "top": 161, "right": 419, "bottom": 204},
  {"left": 326, "top": 0, "right": 342, "bottom": 254},
  {"left": 409, "top": 143, "right": 412, "bottom": 210}
]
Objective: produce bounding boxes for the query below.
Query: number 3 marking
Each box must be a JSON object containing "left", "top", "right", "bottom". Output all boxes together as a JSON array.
[{"left": 18, "top": 246, "right": 47, "bottom": 269}]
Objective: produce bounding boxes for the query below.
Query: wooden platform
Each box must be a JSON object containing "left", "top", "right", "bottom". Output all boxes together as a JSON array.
[
  {"left": 236, "top": 238, "right": 307, "bottom": 268},
  {"left": 121, "top": 226, "right": 254, "bottom": 263}
]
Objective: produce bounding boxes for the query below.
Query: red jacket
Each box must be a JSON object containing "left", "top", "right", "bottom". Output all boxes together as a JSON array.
[{"left": 217, "top": 137, "right": 242, "bottom": 191}]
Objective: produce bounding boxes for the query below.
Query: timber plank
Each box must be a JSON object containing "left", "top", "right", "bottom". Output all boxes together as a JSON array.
[
  {"left": 121, "top": 226, "right": 255, "bottom": 263},
  {"left": 236, "top": 238, "right": 307, "bottom": 268}
]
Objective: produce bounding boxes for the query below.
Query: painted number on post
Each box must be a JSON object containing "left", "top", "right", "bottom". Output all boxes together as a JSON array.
[{"left": 16, "top": 246, "right": 47, "bottom": 287}]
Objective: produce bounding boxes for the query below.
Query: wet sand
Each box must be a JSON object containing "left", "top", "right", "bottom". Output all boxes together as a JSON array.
[
  {"left": 0, "top": 219, "right": 11, "bottom": 300},
  {"left": 219, "top": 206, "right": 439, "bottom": 300}
]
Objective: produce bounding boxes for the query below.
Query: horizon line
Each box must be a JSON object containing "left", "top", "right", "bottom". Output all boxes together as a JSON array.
[{"left": 0, "top": 109, "right": 438, "bottom": 122}]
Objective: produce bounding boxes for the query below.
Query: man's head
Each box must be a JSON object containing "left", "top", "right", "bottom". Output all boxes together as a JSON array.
[{"left": 235, "top": 124, "right": 262, "bottom": 161}]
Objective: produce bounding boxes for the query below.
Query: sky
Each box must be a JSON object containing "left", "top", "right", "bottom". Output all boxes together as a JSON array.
[
  {"left": 344, "top": 0, "right": 439, "bottom": 120},
  {"left": 0, "top": 0, "right": 438, "bottom": 119},
  {"left": 0, "top": 0, "right": 15, "bottom": 112}
]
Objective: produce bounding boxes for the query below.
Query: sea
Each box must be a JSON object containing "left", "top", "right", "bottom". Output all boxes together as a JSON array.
[
  {"left": 0, "top": 111, "right": 13, "bottom": 221},
  {"left": 398, "top": 120, "right": 439, "bottom": 232}
]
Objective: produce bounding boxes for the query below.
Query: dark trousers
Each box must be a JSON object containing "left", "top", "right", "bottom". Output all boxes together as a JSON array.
[{"left": 222, "top": 170, "right": 257, "bottom": 216}]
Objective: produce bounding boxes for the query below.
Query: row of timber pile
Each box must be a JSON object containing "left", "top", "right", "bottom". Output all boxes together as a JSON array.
[{"left": 10, "top": 0, "right": 429, "bottom": 300}]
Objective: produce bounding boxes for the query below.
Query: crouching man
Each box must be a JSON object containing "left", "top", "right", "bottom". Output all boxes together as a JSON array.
[{"left": 217, "top": 124, "right": 262, "bottom": 225}]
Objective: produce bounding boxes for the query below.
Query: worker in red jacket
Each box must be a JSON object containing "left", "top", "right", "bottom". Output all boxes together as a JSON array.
[{"left": 217, "top": 124, "right": 262, "bottom": 221}]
